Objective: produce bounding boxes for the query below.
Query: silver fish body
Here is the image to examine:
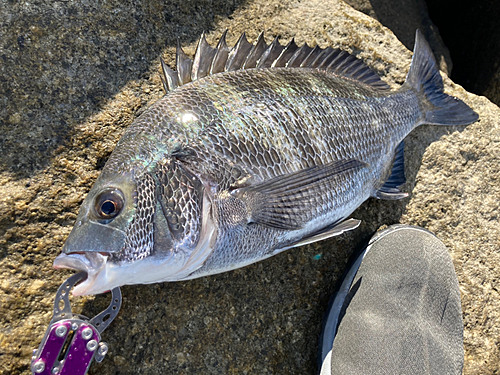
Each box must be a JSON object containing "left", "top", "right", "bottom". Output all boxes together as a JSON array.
[{"left": 54, "top": 30, "right": 478, "bottom": 295}]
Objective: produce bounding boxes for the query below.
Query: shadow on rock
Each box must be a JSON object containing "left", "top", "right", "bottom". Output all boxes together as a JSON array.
[
  {"left": 343, "top": 0, "right": 452, "bottom": 74},
  {"left": 0, "top": 0, "right": 247, "bottom": 177}
]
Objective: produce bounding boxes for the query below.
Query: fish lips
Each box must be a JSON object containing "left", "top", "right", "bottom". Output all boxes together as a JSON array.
[{"left": 53, "top": 251, "right": 109, "bottom": 296}]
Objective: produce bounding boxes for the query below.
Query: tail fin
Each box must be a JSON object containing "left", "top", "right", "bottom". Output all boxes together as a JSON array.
[{"left": 405, "top": 30, "right": 478, "bottom": 126}]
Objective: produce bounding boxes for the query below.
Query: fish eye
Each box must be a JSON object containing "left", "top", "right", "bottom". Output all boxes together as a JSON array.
[{"left": 94, "top": 189, "right": 124, "bottom": 220}]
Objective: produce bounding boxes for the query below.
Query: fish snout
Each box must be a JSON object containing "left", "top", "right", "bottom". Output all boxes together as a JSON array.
[{"left": 62, "top": 220, "right": 126, "bottom": 255}]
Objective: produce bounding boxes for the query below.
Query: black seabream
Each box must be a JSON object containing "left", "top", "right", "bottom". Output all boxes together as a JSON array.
[{"left": 54, "top": 30, "right": 478, "bottom": 295}]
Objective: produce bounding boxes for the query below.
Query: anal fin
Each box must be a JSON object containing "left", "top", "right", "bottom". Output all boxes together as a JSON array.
[{"left": 375, "top": 141, "right": 408, "bottom": 200}]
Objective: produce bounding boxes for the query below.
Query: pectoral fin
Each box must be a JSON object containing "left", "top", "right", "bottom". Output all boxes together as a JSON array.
[{"left": 233, "top": 159, "right": 367, "bottom": 230}]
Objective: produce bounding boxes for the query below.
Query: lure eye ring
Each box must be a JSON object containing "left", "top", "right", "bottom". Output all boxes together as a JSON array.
[{"left": 94, "top": 189, "right": 125, "bottom": 221}]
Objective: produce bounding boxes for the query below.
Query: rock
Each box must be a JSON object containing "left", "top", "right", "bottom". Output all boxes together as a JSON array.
[
  {"left": 1, "top": 0, "right": 499, "bottom": 374},
  {"left": 426, "top": 0, "right": 500, "bottom": 107},
  {"left": 484, "top": 68, "right": 500, "bottom": 106},
  {"left": 343, "top": 0, "right": 453, "bottom": 75}
]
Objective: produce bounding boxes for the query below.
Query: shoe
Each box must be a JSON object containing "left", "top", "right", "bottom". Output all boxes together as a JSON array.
[{"left": 319, "top": 225, "right": 464, "bottom": 375}]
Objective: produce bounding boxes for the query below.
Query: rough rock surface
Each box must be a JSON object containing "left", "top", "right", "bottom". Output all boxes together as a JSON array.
[
  {"left": 1, "top": 0, "right": 499, "bottom": 374},
  {"left": 426, "top": 0, "right": 500, "bottom": 107},
  {"left": 343, "top": 0, "right": 453, "bottom": 75}
]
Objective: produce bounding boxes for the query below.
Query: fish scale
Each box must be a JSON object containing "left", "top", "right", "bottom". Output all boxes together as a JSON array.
[
  {"left": 155, "top": 71, "right": 404, "bottom": 178},
  {"left": 53, "top": 30, "right": 478, "bottom": 295}
]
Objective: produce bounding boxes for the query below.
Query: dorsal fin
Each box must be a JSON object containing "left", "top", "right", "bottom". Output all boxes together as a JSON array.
[
  {"left": 310, "top": 47, "right": 335, "bottom": 68},
  {"left": 176, "top": 39, "right": 193, "bottom": 86},
  {"left": 160, "top": 31, "right": 390, "bottom": 92},
  {"left": 300, "top": 45, "right": 323, "bottom": 67},
  {"left": 243, "top": 32, "right": 268, "bottom": 69},
  {"left": 160, "top": 57, "right": 178, "bottom": 91},
  {"left": 191, "top": 33, "right": 216, "bottom": 81},
  {"left": 210, "top": 29, "right": 230, "bottom": 75},
  {"left": 286, "top": 43, "right": 313, "bottom": 67},
  {"left": 272, "top": 38, "right": 299, "bottom": 68},
  {"left": 226, "top": 32, "right": 253, "bottom": 71},
  {"left": 256, "top": 37, "right": 285, "bottom": 68}
]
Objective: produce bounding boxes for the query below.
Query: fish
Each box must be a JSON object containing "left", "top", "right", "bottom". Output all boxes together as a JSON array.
[{"left": 53, "top": 30, "right": 478, "bottom": 296}]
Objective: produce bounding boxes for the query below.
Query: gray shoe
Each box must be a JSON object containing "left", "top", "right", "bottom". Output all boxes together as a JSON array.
[{"left": 319, "top": 225, "right": 464, "bottom": 375}]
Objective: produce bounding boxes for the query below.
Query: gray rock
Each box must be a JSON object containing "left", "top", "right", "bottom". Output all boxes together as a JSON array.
[
  {"left": 425, "top": 0, "right": 500, "bottom": 107},
  {"left": 484, "top": 67, "right": 500, "bottom": 106},
  {"left": 343, "top": 0, "right": 453, "bottom": 75},
  {"left": 1, "top": 0, "right": 499, "bottom": 374}
]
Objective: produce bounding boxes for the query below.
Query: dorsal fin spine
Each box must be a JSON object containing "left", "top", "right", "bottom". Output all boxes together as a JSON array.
[
  {"left": 192, "top": 33, "right": 216, "bottom": 81},
  {"left": 226, "top": 32, "right": 253, "bottom": 71},
  {"left": 243, "top": 32, "right": 268, "bottom": 69},
  {"left": 260, "top": 37, "right": 285, "bottom": 68},
  {"left": 176, "top": 39, "right": 193, "bottom": 86},
  {"left": 311, "top": 48, "right": 333, "bottom": 68},
  {"left": 286, "top": 44, "right": 312, "bottom": 67},
  {"left": 256, "top": 37, "right": 277, "bottom": 68},
  {"left": 271, "top": 38, "right": 298, "bottom": 68},
  {"left": 160, "top": 57, "right": 178, "bottom": 91},
  {"left": 160, "top": 31, "right": 391, "bottom": 93},
  {"left": 210, "top": 29, "right": 230, "bottom": 75},
  {"left": 300, "top": 45, "right": 321, "bottom": 67}
]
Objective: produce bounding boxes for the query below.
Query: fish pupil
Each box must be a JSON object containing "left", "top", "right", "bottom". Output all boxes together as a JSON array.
[
  {"left": 94, "top": 188, "right": 124, "bottom": 221},
  {"left": 101, "top": 200, "right": 116, "bottom": 215}
]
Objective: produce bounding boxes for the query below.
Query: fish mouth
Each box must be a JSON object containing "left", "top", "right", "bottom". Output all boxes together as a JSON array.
[{"left": 53, "top": 252, "right": 109, "bottom": 296}]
